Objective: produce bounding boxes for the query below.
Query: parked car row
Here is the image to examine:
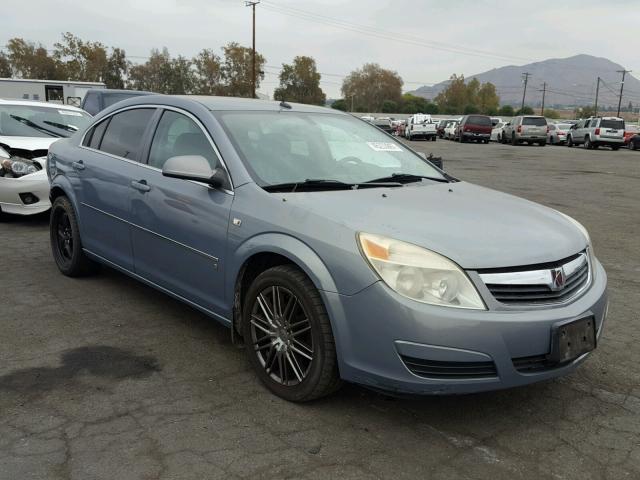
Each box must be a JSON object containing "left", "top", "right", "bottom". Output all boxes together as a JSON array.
[{"left": 438, "top": 115, "right": 492, "bottom": 143}]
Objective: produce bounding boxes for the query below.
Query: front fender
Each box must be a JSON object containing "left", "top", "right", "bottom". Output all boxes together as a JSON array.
[{"left": 229, "top": 233, "right": 339, "bottom": 294}]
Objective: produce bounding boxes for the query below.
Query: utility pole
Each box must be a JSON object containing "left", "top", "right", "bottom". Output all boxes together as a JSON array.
[
  {"left": 521, "top": 72, "right": 531, "bottom": 112},
  {"left": 616, "top": 69, "right": 631, "bottom": 117},
  {"left": 245, "top": 1, "right": 260, "bottom": 99},
  {"left": 350, "top": 94, "right": 354, "bottom": 112},
  {"left": 539, "top": 82, "right": 547, "bottom": 115},
  {"left": 594, "top": 77, "right": 601, "bottom": 117}
]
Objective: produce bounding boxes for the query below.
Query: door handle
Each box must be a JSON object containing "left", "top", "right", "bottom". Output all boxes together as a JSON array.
[
  {"left": 72, "top": 160, "right": 85, "bottom": 171},
  {"left": 130, "top": 180, "right": 151, "bottom": 193}
]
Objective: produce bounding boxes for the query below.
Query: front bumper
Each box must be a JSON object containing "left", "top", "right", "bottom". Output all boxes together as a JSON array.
[
  {"left": 0, "top": 170, "right": 51, "bottom": 215},
  {"left": 323, "top": 259, "right": 608, "bottom": 395}
]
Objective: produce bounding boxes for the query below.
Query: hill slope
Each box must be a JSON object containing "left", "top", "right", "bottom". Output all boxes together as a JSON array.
[{"left": 411, "top": 54, "right": 640, "bottom": 108}]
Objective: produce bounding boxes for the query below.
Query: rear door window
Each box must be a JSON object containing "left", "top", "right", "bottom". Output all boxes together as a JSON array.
[
  {"left": 99, "top": 108, "right": 155, "bottom": 160},
  {"left": 84, "top": 118, "right": 110, "bottom": 149},
  {"left": 600, "top": 119, "right": 625, "bottom": 130},
  {"left": 522, "top": 117, "right": 547, "bottom": 126},
  {"left": 467, "top": 115, "right": 491, "bottom": 126}
]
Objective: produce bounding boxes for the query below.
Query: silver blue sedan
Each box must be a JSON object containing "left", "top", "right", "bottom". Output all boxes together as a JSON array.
[{"left": 47, "top": 95, "right": 608, "bottom": 401}]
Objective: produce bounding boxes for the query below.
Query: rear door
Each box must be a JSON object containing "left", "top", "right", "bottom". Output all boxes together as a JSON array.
[
  {"left": 79, "top": 107, "right": 157, "bottom": 270},
  {"left": 129, "top": 108, "right": 233, "bottom": 315}
]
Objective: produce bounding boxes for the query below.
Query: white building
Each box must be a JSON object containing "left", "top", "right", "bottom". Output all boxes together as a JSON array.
[{"left": 0, "top": 78, "right": 106, "bottom": 106}]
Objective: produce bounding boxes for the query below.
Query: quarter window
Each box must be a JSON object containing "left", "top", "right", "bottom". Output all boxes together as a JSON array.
[
  {"left": 83, "top": 118, "right": 110, "bottom": 149},
  {"left": 99, "top": 108, "right": 155, "bottom": 160},
  {"left": 148, "top": 110, "right": 218, "bottom": 169}
]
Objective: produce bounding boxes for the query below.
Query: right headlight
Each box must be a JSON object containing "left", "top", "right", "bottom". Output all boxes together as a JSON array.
[{"left": 358, "top": 233, "right": 486, "bottom": 310}]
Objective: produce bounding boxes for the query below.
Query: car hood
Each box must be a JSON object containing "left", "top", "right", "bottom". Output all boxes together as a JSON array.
[
  {"left": 0, "top": 136, "right": 59, "bottom": 151},
  {"left": 285, "top": 181, "right": 587, "bottom": 269}
]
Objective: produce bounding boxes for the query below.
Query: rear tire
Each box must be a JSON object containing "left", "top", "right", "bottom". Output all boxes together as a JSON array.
[
  {"left": 539, "top": 141, "right": 546, "bottom": 146},
  {"left": 584, "top": 137, "right": 592, "bottom": 149},
  {"left": 611, "top": 146, "right": 619, "bottom": 151},
  {"left": 242, "top": 265, "right": 342, "bottom": 402},
  {"left": 567, "top": 136, "right": 574, "bottom": 147},
  {"left": 511, "top": 134, "right": 517, "bottom": 146},
  {"left": 50, "top": 196, "right": 98, "bottom": 277}
]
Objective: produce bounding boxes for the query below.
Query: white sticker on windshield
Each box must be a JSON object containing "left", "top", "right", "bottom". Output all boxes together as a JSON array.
[
  {"left": 366, "top": 142, "right": 403, "bottom": 152},
  {"left": 59, "top": 110, "right": 83, "bottom": 116}
]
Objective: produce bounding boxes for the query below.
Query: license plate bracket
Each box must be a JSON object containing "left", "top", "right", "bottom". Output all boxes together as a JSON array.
[{"left": 548, "top": 316, "right": 596, "bottom": 364}]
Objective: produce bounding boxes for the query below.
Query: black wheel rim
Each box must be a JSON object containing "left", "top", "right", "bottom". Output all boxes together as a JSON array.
[
  {"left": 56, "top": 211, "right": 73, "bottom": 261},
  {"left": 250, "top": 286, "right": 314, "bottom": 386}
]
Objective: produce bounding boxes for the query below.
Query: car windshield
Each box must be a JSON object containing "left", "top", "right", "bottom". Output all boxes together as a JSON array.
[
  {"left": 522, "top": 117, "right": 547, "bottom": 126},
  {"left": 0, "top": 104, "right": 91, "bottom": 138},
  {"left": 215, "top": 111, "right": 445, "bottom": 187},
  {"left": 600, "top": 119, "right": 624, "bottom": 129}
]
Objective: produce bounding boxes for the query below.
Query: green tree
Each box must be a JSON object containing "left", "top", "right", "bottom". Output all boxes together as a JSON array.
[
  {"left": 330, "top": 99, "right": 348, "bottom": 111},
  {"left": 193, "top": 49, "right": 224, "bottom": 95},
  {"left": 434, "top": 74, "right": 468, "bottom": 114},
  {"left": 381, "top": 100, "right": 398, "bottom": 113},
  {"left": 6, "top": 38, "right": 62, "bottom": 79},
  {"left": 477, "top": 83, "right": 500, "bottom": 115},
  {"left": 464, "top": 104, "right": 479, "bottom": 114},
  {"left": 515, "top": 106, "right": 534, "bottom": 115},
  {"left": 435, "top": 74, "right": 500, "bottom": 114},
  {"left": 399, "top": 93, "right": 429, "bottom": 114},
  {"left": 221, "top": 42, "right": 265, "bottom": 98},
  {"left": 424, "top": 102, "right": 439, "bottom": 114},
  {"left": 543, "top": 108, "right": 559, "bottom": 119},
  {"left": 341, "top": 63, "right": 403, "bottom": 112},
  {"left": 498, "top": 105, "right": 515, "bottom": 116},
  {"left": 128, "top": 48, "right": 174, "bottom": 93},
  {"left": 104, "top": 48, "right": 127, "bottom": 89},
  {"left": 0, "top": 51, "right": 11, "bottom": 77},
  {"left": 273, "top": 56, "right": 326, "bottom": 105}
]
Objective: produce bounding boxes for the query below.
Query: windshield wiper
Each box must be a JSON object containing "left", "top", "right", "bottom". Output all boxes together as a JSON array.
[
  {"left": 9, "top": 115, "right": 63, "bottom": 138},
  {"left": 43, "top": 120, "right": 78, "bottom": 133},
  {"left": 263, "top": 178, "right": 402, "bottom": 192},
  {"left": 365, "top": 173, "right": 450, "bottom": 184}
]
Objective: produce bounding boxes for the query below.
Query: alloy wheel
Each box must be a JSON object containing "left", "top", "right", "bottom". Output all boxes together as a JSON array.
[
  {"left": 249, "top": 285, "right": 314, "bottom": 386},
  {"left": 56, "top": 211, "right": 74, "bottom": 261}
]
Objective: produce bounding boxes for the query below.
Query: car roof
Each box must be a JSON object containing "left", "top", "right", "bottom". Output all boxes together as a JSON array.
[
  {"left": 179, "top": 95, "right": 342, "bottom": 114},
  {"left": 0, "top": 98, "right": 87, "bottom": 113},
  {"left": 89, "top": 89, "right": 155, "bottom": 95}
]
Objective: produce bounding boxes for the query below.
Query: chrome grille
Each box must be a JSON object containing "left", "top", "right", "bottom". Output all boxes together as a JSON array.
[{"left": 479, "top": 252, "right": 590, "bottom": 305}]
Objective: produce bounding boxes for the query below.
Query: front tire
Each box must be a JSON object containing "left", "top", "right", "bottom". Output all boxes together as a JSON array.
[
  {"left": 567, "top": 136, "right": 574, "bottom": 147},
  {"left": 242, "top": 265, "right": 341, "bottom": 402},
  {"left": 50, "top": 196, "right": 97, "bottom": 277}
]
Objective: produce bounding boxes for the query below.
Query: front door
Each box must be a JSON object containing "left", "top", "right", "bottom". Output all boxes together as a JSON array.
[{"left": 129, "top": 109, "right": 232, "bottom": 315}]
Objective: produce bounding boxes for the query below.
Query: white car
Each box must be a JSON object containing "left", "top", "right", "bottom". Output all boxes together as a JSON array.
[
  {"left": 490, "top": 122, "right": 507, "bottom": 142},
  {"left": 0, "top": 99, "right": 91, "bottom": 217},
  {"left": 443, "top": 120, "right": 459, "bottom": 140}
]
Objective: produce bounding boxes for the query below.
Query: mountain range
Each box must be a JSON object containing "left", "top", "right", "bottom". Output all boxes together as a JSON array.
[{"left": 410, "top": 54, "right": 640, "bottom": 108}]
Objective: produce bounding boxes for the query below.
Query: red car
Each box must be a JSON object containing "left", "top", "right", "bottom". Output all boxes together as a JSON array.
[
  {"left": 623, "top": 125, "right": 640, "bottom": 146},
  {"left": 456, "top": 115, "right": 492, "bottom": 143}
]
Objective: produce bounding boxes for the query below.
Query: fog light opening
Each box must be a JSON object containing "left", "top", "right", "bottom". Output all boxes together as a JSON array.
[{"left": 19, "top": 192, "right": 40, "bottom": 205}]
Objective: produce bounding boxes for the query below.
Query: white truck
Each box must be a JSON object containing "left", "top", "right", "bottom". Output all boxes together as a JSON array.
[
  {"left": 404, "top": 113, "right": 437, "bottom": 141},
  {"left": 0, "top": 78, "right": 106, "bottom": 107}
]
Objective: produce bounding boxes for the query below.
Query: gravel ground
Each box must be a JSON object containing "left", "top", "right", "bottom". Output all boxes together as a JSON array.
[{"left": 1, "top": 139, "right": 639, "bottom": 480}]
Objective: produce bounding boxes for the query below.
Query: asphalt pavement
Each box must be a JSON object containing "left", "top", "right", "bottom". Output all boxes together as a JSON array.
[{"left": 1, "top": 139, "right": 639, "bottom": 479}]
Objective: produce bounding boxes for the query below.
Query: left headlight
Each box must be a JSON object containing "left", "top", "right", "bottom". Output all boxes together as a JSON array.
[
  {"left": 358, "top": 233, "right": 486, "bottom": 310},
  {"left": 10, "top": 160, "right": 38, "bottom": 176}
]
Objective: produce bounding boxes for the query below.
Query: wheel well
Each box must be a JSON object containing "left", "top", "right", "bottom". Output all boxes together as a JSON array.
[
  {"left": 232, "top": 252, "right": 297, "bottom": 335},
  {"left": 50, "top": 186, "right": 67, "bottom": 202}
]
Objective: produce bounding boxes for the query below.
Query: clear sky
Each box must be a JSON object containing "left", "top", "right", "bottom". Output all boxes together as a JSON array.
[{"left": 3, "top": 0, "right": 639, "bottom": 98}]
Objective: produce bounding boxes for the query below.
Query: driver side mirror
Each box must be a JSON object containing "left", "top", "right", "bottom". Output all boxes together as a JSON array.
[{"left": 162, "top": 155, "right": 229, "bottom": 189}]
